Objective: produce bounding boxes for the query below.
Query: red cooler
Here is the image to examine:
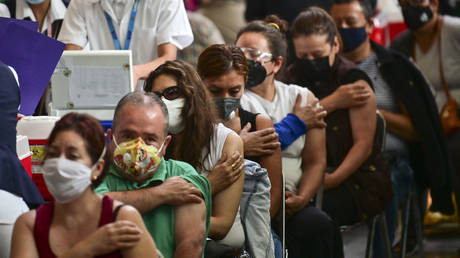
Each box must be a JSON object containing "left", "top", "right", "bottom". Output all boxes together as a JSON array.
[{"left": 17, "top": 116, "right": 60, "bottom": 201}]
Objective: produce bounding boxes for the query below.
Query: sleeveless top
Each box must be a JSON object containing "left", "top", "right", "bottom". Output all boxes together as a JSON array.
[
  {"left": 240, "top": 81, "right": 311, "bottom": 192},
  {"left": 200, "top": 123, "right": 236, "bottom": 176},
  {"left": 199, "top": 123, "right": 245, "bottom": 248},
  {"left": 239, "top": 107, "right": 261, "bottom": 163},
  {"left": 290, "top": 56, "right": 392, "bottom": 216},
  {"left": 296, "top": 56, "right": 379, "bottom": 170},
  {"left": 34, "top": 195, "right": 123, "bottom": 258}
]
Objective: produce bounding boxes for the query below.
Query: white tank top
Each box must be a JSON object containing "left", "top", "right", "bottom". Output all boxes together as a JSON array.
[
  {"left": 241, "top": 80, "right": 312, "bottom": 193},
  {"left": 199, "top": 123, "right": 245, "bottom": 248}
]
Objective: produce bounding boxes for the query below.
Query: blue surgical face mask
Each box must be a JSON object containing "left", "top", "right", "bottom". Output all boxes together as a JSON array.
[
  {"left": 339, "top": 27, "right": 368, "bottom": 53},
  {"left": 26, "top": 0, "right": 45, "bottom": 4}
]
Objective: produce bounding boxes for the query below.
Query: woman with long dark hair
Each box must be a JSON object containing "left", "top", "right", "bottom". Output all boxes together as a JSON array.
[{"left": 144, "top": 60, "right": 246, "bottom": 252}]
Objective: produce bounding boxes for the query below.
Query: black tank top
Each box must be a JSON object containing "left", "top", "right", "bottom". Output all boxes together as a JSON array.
[{"left": 239, "top": 107, "right": 260, "bottom": 163}]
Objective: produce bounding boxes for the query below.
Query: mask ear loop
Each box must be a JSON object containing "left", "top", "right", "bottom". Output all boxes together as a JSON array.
[
  {"left": 112, "top": 135, "right": 120, "bottom": 148},
  {"left": 91, "top": 146, "right": 107, "bottom": 171},
  {"left": 158, "top": 138, "right": 166, "bottom": 153}
]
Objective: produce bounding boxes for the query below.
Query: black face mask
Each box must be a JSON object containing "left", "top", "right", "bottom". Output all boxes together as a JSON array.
[
  {"left": 246, "top": 60, "right": 267, "bottom": 88},
  {"left": 294, "top": 56, "right": 332, "bottom": 83},
  {"left": 214, "top": 98, "right": 240, "bottom": 121},
  {"left": 401, "top": 4, "right": 434, "bottom": 31},
  {"left": 339, "top": 27, "right": 367, "bottom": 53}
]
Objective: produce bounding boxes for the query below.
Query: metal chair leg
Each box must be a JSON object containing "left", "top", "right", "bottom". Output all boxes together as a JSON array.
[
  {"left": 411, "top": 190, "right": 425, "bottom": 258},
  {"left": 365, "top": 213, "right": 393, "bottom": 258},
  {"left": 381, "top": 214, "right": 393, "bottom": 258},
  {"left": 401, "top": 190, "right": 412, "bottom": 258},
  {"left": 365, "top": 216, "right": 377, "bottom": 258}
]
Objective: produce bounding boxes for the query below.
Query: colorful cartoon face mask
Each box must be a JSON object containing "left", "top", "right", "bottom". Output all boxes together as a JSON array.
[{"left": 112, "top": 137, "right": 164, "bottom": 180}]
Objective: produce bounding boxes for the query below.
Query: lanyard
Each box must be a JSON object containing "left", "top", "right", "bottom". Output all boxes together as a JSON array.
[{"left": 104, "top": 0, "right": 140, "bottom": 50}]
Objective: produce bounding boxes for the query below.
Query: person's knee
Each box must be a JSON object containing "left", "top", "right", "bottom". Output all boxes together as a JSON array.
[{"left": 289, "top": 206, "right": 336, "bottom": 236}]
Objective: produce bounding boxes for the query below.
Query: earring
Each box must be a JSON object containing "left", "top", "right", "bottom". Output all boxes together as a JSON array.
[{"left": 92, "top": 175, "right": 98, "bottom": 181}]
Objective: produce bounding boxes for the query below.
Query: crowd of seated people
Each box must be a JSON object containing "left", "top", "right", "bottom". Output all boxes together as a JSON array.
[{"left": 2, "top": 0, "right": 460, "bottom": 257}]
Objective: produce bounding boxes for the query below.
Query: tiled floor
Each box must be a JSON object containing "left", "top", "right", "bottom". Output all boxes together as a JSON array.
[{"left": 342, "top": 222, "right": 460, "bottom": 258}]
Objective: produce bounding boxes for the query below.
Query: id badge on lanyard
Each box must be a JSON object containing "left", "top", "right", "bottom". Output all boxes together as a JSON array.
[{"left": 103, "top": 0, "right": 140, "bottom": 50}]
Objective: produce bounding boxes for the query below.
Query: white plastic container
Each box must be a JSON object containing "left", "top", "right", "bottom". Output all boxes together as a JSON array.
[{"left": 16, "top": 135, "right": 32, "bottom": 177}]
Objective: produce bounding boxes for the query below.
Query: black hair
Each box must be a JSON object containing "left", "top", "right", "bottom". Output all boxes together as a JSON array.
[
  {"left": 332, "top": 0, "right": 374, "bottom": 21},
  {"left": 113, "top": 91, "right": 169, "bottom": 137},
  {"left": 291, "top": 7, "right": 338, "bottom": 45},
  {"left": 236, "top": 14, "right": 289, "bottom": 60}
]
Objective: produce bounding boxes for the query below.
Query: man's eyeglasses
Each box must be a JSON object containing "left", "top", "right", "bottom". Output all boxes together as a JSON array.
[
  {"left": 240, "top": 47, "right": 273, "bottom": 63},
  {"left": 153, "top": 86, "right": 182, "bottom": 100}
]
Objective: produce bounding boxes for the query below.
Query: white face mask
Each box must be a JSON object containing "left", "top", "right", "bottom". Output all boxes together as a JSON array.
[
  {"left": 42, "top": 148, "right": 105, "bottom": 204},
  {"left": 162, "top": 97, "right": 185, "bottom": 134}
]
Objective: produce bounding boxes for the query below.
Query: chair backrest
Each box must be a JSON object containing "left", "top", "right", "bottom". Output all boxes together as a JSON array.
[{"left": 375, "top": 110, "right": 387, "bottom": 154}]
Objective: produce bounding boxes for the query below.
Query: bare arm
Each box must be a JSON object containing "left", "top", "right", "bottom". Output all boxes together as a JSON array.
[
  {"left": 285, "top": 92, "right": 327, "bottom": 217},
  {"left": 292, "top": 94, "right": 327, "bottom": 129},
  {"left": 133, "top": 43, "right": 177, "bottom": 85},
  {"left": 105, "top": 177, "right": 202, "bottom": 214},
  {"left": 208, "top": 133, "right": 245, "bottom": 239},
  {"left": 255, "top": 115, "right": 283, "bottom": 219},
  {"left": 65, "top": 44, "right": 83, "bottom": 50},
  {"left": 118, "top": 205, "right": 159, "bottom": 258},
  {"left": 379, "top": 104, "right": 419, "bottom": 141},
  {"left": 325, "top": 86, "right": 377, "bottom": 190},
  {"left": 320, "top": 80, "right": 372, "bottom": 114},
  {"left": 10, "top": 211, "right": 39, "bottom": 258},
  {"left": 11, "top": 209, "right": 145, "bottom": 258},
  {"left": 239, "top": 124, "right": 280, "bottom": 156},
  {"left": 174, "top": 200, "right": 207, "bottom": 258},
  {"left": 297, "top": 126, "right": 327, "bottom": 203}
]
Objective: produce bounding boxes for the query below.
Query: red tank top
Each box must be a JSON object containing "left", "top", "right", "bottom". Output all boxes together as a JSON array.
[{"left": 33, "top": 195, "right": 123, "bottom": 258}]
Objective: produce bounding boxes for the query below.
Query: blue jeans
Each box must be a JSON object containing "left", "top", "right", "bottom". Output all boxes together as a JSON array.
[
  {"left": 240, "top": 159, "right": 274, "bottom": 257},
  {"left": 373, "top": 156, "right": 414, "bottom": 257},
  {"left": 272, "top": 229, "right": 283, "bottom": 258}
]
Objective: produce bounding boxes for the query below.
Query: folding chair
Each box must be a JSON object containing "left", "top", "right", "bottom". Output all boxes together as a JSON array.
[
  {"left": 400, "top": 186, "right": 425, "bottom": 258},
  {"left": 339, "top": 111, "right": 393, "bottom": 258}
]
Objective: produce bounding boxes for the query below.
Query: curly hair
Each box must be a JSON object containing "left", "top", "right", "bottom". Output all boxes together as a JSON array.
[{"left": 144, "top": 60, "right": 217, "bottom": 171}]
